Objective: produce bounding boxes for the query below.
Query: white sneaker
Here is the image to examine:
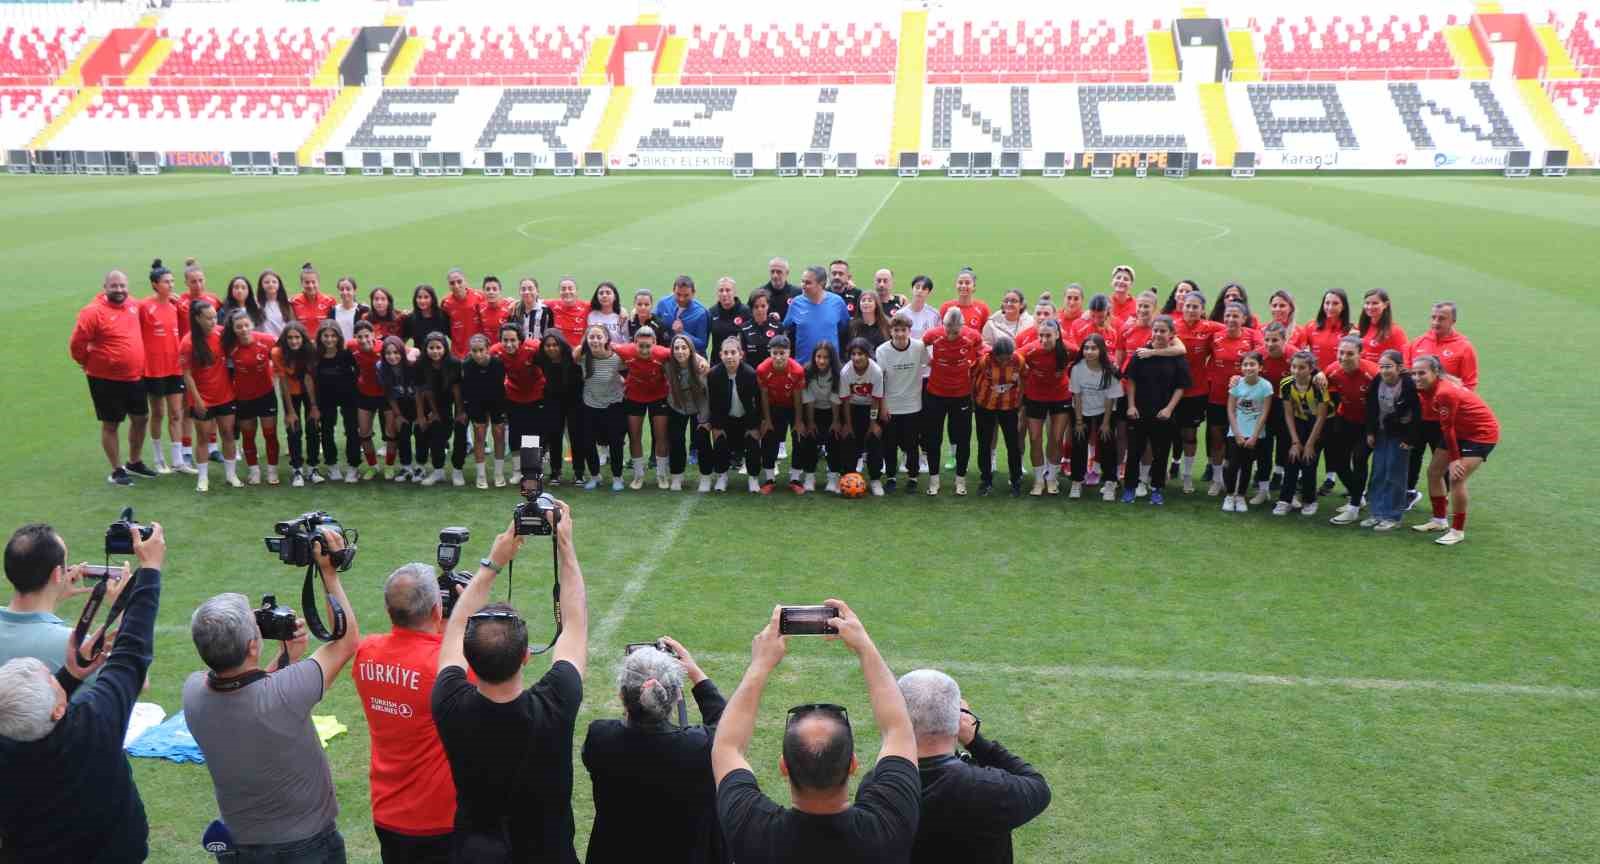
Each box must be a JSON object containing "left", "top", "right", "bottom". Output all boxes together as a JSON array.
[
  {"left": 697, "top": 476, "right": 712, "bottom": 493},
  {"left": 629, "top": 471, "right": 645, "bottom": 491},
  {"left": 344, "top": 468, "right": 358, "bottom": 484},
  {"left": 1045, "top": 474, "right": 1059, "bottom": 495},
  {"left": 1412, "top": 517, "right": 1449, "bottom": 533},
  {"left": 291, "top": 469, "right": 305, "bottom": 488},
  {"left": 175, "top": 461, "right": 199, "bottom": 476},
  {"left": 452, "top": 469, "right": 466, "bottom": 487},
  {"left": 476, "top": 465, "right": 490, "bottom": 489},
  {"left": 266, "top": 466, "right": 279, "bottom": 486},
  {"left": 320, "top": 466, "right": 336, "bottom": 482},
  {"left": 196, "top": 473, "right": 210, "bottom": 493},
  {"left": 1222, "top": 496, "right": 1235, "bottom": 513},
  {"left": 954, "top": 476, "right": 967, "bottom": 496},
  {"left": 247, "top": 465, "right": 262, "bottom": 485},
  {"left": 927, "top": 475, "right": 941, "bottom": 495},
  {"left": 391, "top": 467, "right": 407, "bottom": 483},
  {"left": 1182, "top": 477, "right": 1196, "bottom": 494},
  {"left": 1373, "top": 520, "right": 1399, "bottom": 532},
  {"left": 1300, "top": 501, "right": 1318, "bottom": 516},
  {"left": 825, "top": 473, "right": 840, "bottom": 494},
  {"left": 1135, "top": 481, "right": 1150, "bottom": 498},
  {"left": 1235, "top": 497, "right": 1249, "bottom": 513},
  {"left": 1272, "top": 501, "right": 1291, "bottom": 516},
  {"left": 670, "top": 475, "right": 683, "bottom": 491},
  {"left": 1435, "top": 528, "right": 1466, "bottom": 546},
  {"left": 748, "top": 476, "right": 761, "bottom": 494},
  {"left": 509, "top": 470, "right": 522, "bottom": 486},
  {"left": 714, "top": 473, "right": 728, "bottom": 493},
  {"left": 494, "top": 466, "right": 507, "bottom": 488},
  {"left": 1330, "top": 504, "right": 1360, "bottom": 525},
  {"left": 657, "top": 472, "right": 670, "bottom": 491},
  {"left": 1207, "top": 477, "right": 1223, "bottom": 496},
  {"left": 153, "top": 459, "right": 173, "bottom": 476},
  {"left": 1069, "top": 482, "right": 1082, "bottom": 499},
  {"left": 1029, "top": 476, "right": 1044, "bottom": 497},
  {"left": 803, "top": 474, "right": 816, "bottom": 493},
  {"left": 1291, "top": 495, "right": 1304, "bottom": 509},
  {"left": 1101, "top": 482, "right": 1117, "bottom": 502},
  {"left": 871, "top": 480, "right": 885, "bottom": 497},
  {"left": 421, "top": 469, "right": 441, "bottom": 487},
  {"left": 1249, "top": 488, "right": 1270, "bottom": 506},
  {"left": 1359, "top": 517, "right": 1379, "bottom": 528}
]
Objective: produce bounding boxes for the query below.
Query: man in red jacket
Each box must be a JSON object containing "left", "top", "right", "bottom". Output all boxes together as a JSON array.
[{"left": 69, "top": 270, "right": 152, "bottom": 486}]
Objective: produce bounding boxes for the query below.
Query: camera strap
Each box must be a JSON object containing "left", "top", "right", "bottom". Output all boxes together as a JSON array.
[
  {"left": 512, "top": 540, "right": 563, "bottom": 655},
  {"left": 72, "top": 567, "right": 137, "bottom": 666},
  {"left": 300, "top": 562, "right": 347, "bottom": 642},
  {"left": 206, "top": 669, "right": 268, "bottom": 692}
]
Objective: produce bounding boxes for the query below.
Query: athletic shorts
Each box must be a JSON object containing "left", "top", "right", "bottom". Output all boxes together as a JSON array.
[
  {"left": 1205, "top": 401, "right": 1230, "bottom": 428},
  {"left": 1175, "top": 395, "right": 1209, "bottom": 429},
  {"left": 1023, "top": 397, "right": 1071, "bottom": 420},
  {"left": 357, "top": 392, "right": 388, "bottom": 412},
  {"left": 142, "top": 375, "right": 186, "bottom": 397},
  {"left": 87, "top": 376, "right": 149, "bottom": 423},
  {"left": 624, "top": 398, "right": 670, "bottom": 419},
  {"left": 236, "top": 393, "right": 278, "bottom": 421},
  {"left": 1420, "top": 420, "right": 1443, "bottom": 449},
  {"left": 190, "top": 402, "right": 237, "bottom": 422},
  {"left": 465, "top": 399, "right": 507, "bottom": 425},
  {"left": 1458, "top": 440, "right": 1496, "bottom": 461}
]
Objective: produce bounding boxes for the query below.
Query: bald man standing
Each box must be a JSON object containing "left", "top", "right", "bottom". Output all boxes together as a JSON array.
[{"left": 69, "top": 270, "right": 152, "bottom": 486}]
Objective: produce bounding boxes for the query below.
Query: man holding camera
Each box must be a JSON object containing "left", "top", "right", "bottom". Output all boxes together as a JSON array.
[
  {"left": 866, "top": 670, "right": 1051, "bottom": 863},
  {"left": 183, "top": 526, "right": 360, "bottom": 863},
  {"left": 1, "top": 524, "right": 98, "bottom": 673},
  {"left": 712, "top": 600, "right": 921, "bottom": 863},
  {"left": 352, "top": 562, "right": 459, "bottom": 863},
  {"left": 432, "top": 501, "right": 587, "bottom": 863},
  {"left": 0, "top": 522, "right": 165, "bottom": 862}
]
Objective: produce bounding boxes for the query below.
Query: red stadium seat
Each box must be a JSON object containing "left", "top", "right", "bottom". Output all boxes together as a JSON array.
[
  {"left": 1251, "top": 14, "right": 1453, "bottom": 76},
  {"left": 412, "top": 24, "right": 593, "bottom": 83},
  {"left": 151, "top": 25, "right": 343, "bottom": 84},
  {"left": 679, "top": 21, "right": 897, "bottom": 82},
  {"left": 0, "top": 25, "right": 89, "bottom": 83},
  {"left": 81, "top": 87, "right": 333, "bottom": 120}
]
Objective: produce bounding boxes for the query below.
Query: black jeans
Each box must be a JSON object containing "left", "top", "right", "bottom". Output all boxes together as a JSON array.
[
  {"left": 1407, "top": 420, "right": 1442, "bottom": 490},
  {"left": 390, "top": 401, "right": 426, "bottom": 465},
  {"left": 424, "top": 415, "right": 468, "bottom": 470},
  {"left": 505, "top": 399, "right": 543, "bottom": 460},
  {"left": 541, "top": 394, "right": 579, "bottom": 480},
  {"left": 315, "top": 391, "right": 359, "bottom": 467},
  {"left": 922, "top": 393, "right": 973, "bottom": 477},
  {"left": 1254, "top": 415, "right": 1283, "bottom": 484},
  {"left": 796, "top": 408, "right": 848, "bottom": 474},
  {"left": 710, "top": 414, "right": 761, "bottom": 474},
  {"left": 285, "top": 392, "right": 317, "bottom": 469},
  {"left": 666, "top": 408, "right": 710, "bottom": 475},
  {"left": 761, "top": 404, "right": 795, "bottom": 472},
  {"left": 1325, "top": 416, "right": 1371, "bottom": 505},
  {"left": 1125, "top": 417, "right": 1177, "bottom": 489},
  {"left": 581, "top": 402, "right": 627, "bottom": 478},
  {"left": 1070, "top": 416, "right": 1118, "bottom": 482},
  {"left": 975, "top": 406, "right": 1021, "bottom": 485},
  {"left": 1278, "top": 417, "right": 1322, "bottom": 504},
  {"left": 224, "top": 825, "right": 345, "bottom": 863},
  {"left": 1224, "top": 438, "right": 1259, "bottom": 495},
  {"left": 840, "top": 403, "right": 884, "bottom": 479},
  {"left": 372, "top": 826, "right": 449, "bottom": 864},
  {"left": 881, "top": 410, "right": 922, "bottom": 479}
]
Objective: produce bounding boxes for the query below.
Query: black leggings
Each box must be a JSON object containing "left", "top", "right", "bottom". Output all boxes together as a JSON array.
[
  {"left": 1325, "top": 416, "right": 1371, "bottom": 505},
  {"left": 505, "top": 399, "right": 543, "bottom": 457},
  {"left": 1224, "top": 438, "right": 1260, "bottom": 495},
  {"left": 975, "top": 406, "right": 1020, "bottom": 484},
  {"left": 424, "top": 411, "right": 468, "bottom": 470},
  {"left": 1254, "top": 417, "right": 1283, "bottom": 483},
  {"left": 761, "top": 405, "right": 794, "bottom": 472},
  {"left": 667, "top": 409, "right": 710, "bottom": 475},
  {"left": 316, "top": 391, "right": 359, "bottom": 467},
  {"left": 581, "top": 403, "right": 627, "bottom": 478},
  {"left": 285, "top": 392, "right": 317, "bottom": 469},
  {"left": 1070, "top": 415, "right": 1118, "bottom": 482},
  {"left": 923, "top": 393, "right": 973, "bottom": 477},
  {"left": 1278, "top": 417, "right": 1322, "bottom": 504},
  {"left": 838, "top": 403, "right": 884, "bottom": 480},
  {"left": 710, "top": 414, "right": 761, "bottom": 474},
  {"left": 881, "top": 410, "right": 922, "bottom": 479},
  {"left": 796, "top": 408, "right": 848, "bottom": 474},
  {"left": 1407, "top": 420, "right": 1442, "bottom": 490},
  {"left": 391, "top": 401, "right": 426, "bottom": 465},
  {"left": 1125, "top": 417, "right": 1177, "bottom": 489}
]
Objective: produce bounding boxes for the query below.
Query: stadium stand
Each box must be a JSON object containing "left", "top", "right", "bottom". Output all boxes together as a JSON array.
[
  {"left": 1247, "top": 13, "right": 1458, "bottom": 79},
  {"left": 146, "top": 1, "right": 358, "bottom": 86},
  {"left": 0, "top": 86, "right": 68, "bottom": 147},
  {"left": 410, "top": 24, "right": 595, "bottom": 85},
  {"left": 925, "top": 18, "right": 1151, "bottom": 83},
  {"left": 1557, "top": 10, "right": 1600, "bottom": 75},
  {"left": 0, "top": 23, "right": 86, "bottom": 83},
  {"left": 675, "top": 20, "right": 897, "bottom": 84},
  {"left": 1388, "top": 81, "right": 1524, "bottom": 148},
  {"left": 53, "top": 87, "right": 333, "bottom": 152},
  {"left": 1548, "top": 80, "right": 1600, "bottom": 155},
  {"left": 334, "top": 86, "right": 608, "bottom": 161}
]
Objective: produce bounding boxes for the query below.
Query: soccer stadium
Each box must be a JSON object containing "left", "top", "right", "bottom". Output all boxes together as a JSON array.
[{"left": 2, "top": 0, "right": 1596, "bottom": 861}]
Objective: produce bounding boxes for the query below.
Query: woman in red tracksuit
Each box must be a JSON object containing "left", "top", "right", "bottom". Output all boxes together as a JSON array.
[
  {"left": 1292, "top": 288, "right": 1353, "bottom": 495},
  {"left": 222, "top": 310, "right": 282, "bottom": 486},
  {"left": 1410, "top": 354, "right": 1499, "bottom": 547},
  {"left": 1203, "top": 303, "right": 1263, "bottom": 495},
  {"left": 140, "top": 259, "right": 188, "bottom": 474},
  {"left": 614, "top": 326, "right": 674, "bottom": 490},
  {"left": 1019, "top": 318, "right": 1074, "bottom": 496},
  {"left": 920, "top": 307, "right": 984, "bottom": 496},
  {"left": 178, "top": 301, "right": 240, "bottom": 492},
  {"left": 1171, "top": 292, "right": 1223, "bottom": 492},
  {"left": 348, "top": 320, "right": 386, "bottom": 477},
  {"left": 1357, "top": 288, "right": 1408, "bottom": 363}
]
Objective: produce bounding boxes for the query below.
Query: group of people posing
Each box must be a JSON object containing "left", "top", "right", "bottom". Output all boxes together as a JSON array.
[{"left": 69, "top": 256, "right": 1496, "bottom": 543}]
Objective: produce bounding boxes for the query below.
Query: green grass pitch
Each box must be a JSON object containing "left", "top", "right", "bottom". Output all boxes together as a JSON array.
[{"left": 3, "top": 172, "right": 1598, "bottom": 862}]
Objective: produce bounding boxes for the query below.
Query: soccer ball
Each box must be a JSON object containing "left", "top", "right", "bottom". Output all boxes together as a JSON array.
[{"left": 838, "top": 472, "right": 867, "bottom": 498}]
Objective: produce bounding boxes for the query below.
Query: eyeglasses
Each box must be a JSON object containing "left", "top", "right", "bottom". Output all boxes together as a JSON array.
[
  {"left": 960, "top": 707, "right": 981, "bottom": 738},
  {"left": 787, "top": 703, "right": 850, "bottom": 728}
]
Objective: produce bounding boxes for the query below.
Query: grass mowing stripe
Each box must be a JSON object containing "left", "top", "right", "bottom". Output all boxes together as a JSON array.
[
  {"left": 587, "top": 495, "right": 698, "bottom": 653},
  {"left": 845, "top": 178, "right": 900, "bottom": 255}
]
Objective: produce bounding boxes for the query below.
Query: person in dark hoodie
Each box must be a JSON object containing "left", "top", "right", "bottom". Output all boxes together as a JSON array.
[
  {"left": 707, "top": 277, "right": 751, "bottom": 363},
  {"left": 1362, "top": 348, "right": 1421, "bottom": 531}
]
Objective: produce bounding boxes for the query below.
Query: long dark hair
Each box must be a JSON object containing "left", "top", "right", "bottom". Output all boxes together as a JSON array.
[
  {"left": 590, "top": 281, "right": 620, "bottom": 313},
  {"left": 663, "top": 333, "right": 706, "bottom": 407},
  {"left": 222, "top": 276, "right": 262, "bottom": 326},
  {"left": 537, "top": 330, "right": 577, "bottom": 374},
  {"left": 1210, "top": 282, "right": 1249, "bottom": 323},
  {"left": 1358, "top": 288, "right": 1393, "bottom": 342},
  {"left": 1315, "top": 288, "right": 1351, "bottom": 331},
  {"left": 1161, "top": 279, "right": 1199, "bottom": 315},
  {"left": 189, "top": 300, "right": 217, "bottom": 367},
  {"left": 411, "top": 284, "right": 442, "bottom": 318},
  {"left": 219, "top": 308, "right": 253, "bottom": 355},
  {"left": 277, "top": 321, "right": 316, "bottom": 377},
  {"left": 1037, "top": 318, "right": 1070, "bottom": 372},
  {"left": 314, "top": 320, "right": 345, "bottom": 358},
  {"left": 1078, "top": 333, "right": 1117, "bottom": 389},
  {"left": 368, "top": 287, "right": 399, "bottom": 323},
  {"left": 256, "top": 269, "right": 292, "bottom": 322},
  {"left": 804, "top": 341, "right": 840, "bottom": 394}
]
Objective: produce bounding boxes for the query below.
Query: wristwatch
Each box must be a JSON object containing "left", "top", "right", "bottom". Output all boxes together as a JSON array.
[{"left": 479, "top": 557, "right": 504, "bottom": 574}]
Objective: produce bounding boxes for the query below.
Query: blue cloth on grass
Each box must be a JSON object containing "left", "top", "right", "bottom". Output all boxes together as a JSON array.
[{"left": 127, "top": 710, "right": 206, "bottom": 764}]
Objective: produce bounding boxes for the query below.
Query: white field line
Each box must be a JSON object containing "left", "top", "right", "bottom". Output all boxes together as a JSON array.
[
  {"left": 588, "top": 495, "right": 699, "bottom": 653},
  {"left": 1176, "top": 216, "right": 1232, "bottom": 240},
  {"left": 693, "top": 652, "right": 1598, "bottom": 701},
  {"left": 846, "top": 179, "right": 901, "bottom": 255},
  {"left": 515, "top": 216, "right": 558, "bottom": 238}
]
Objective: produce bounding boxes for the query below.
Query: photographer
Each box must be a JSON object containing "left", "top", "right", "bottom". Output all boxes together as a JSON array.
[
  {"left": 583, "top": 636, "right": 728, "bottom": 864},
  {"left": 431, "top": 503, "right": 588, "bottom": 863},
  {"left": 0, "top": 523, "right": 165, "bottom": 862},
  {"left": 182, "top": 525, "right": 360, "bottom": 863},
  {"left": 352, "top": 563, "right": 458, "bottom": 863},
  {"left": 866, "top": 670, "right": 1050, "bottom": 863},
  {"left": 1, "top": 524, "right": 98, "bottom": 673},
  {"left": 712, "top": 600, "right": 920, "bottom": 863}
]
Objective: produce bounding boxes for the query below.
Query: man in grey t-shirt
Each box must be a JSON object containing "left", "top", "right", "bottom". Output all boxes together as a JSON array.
[
  {"left": 1, "top": 523, "right": 97, "bottom": 675},
  {"left": 182, "top": 527, "right": 361, "bottom": 861}
]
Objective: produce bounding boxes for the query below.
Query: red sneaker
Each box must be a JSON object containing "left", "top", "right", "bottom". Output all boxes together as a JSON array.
[
  {"left": 760, "top": 481, "right": 775, "bottom": 495},
  {"left": 788, "top": 481, "right": 805, "bottom": 495}
]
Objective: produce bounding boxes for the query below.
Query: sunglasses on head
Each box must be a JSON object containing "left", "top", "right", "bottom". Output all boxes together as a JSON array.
[
  {"left": 467, "top": 608, "right": 523, "bottom": 625},
  {"left": 787, "top": 703, "right": 850, "bottom": 727}
]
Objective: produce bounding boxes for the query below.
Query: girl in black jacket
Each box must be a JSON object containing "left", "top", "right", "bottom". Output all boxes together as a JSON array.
[
  {"left": 311, "top": 321, "right": 360, "bottom": 481},
  {"left": 536, "top": 331, "right": 584, "bottom": 485},
  {"left": 706, "top": 336, "right": 762, "bottom": 493},
  {"left": 1362, "top": 348, "right": 1420, "bottom": 530}
]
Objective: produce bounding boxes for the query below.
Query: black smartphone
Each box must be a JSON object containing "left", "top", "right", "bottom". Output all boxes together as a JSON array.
[
  {"left": 80, "top": 564, "right": 118, "bottom": 583},
  {"left": 779, "top": 605, "right": 839, "bottom": 635}
]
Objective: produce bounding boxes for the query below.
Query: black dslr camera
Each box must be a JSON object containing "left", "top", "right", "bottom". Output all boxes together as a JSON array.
[
  {"left": 436, "top": 527, "right": 473, "bottom": 617},
  {"left": 513, "top": 436, "right": 561, "bottom": 536},
  {"left": 255, "top": 594, "right": 298, "bottom": 641},
  {"left": 105, "top": 507, "right": 153, "bottom": 556},
  {"left": 264, "top": 511, "right": 357, "bottom": 571}
]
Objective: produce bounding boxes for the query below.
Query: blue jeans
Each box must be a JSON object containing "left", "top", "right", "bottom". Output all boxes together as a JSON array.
[
  {"left": 223, "top": 826, "right": 346, "bottom": 864},
  {"left": 1368, "top": 436, "right": 1407, "bottom": 522}
]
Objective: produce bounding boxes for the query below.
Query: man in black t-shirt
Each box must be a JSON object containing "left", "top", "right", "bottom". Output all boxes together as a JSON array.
[
  {"left": 431, "top": 503, "right": 588, "bottom": 863},
  {"left": 712, "top": 600, "right": 921, "bottom": 864},
  {"left": 754, "top": 257, "right": 802, "bottom": 323}
]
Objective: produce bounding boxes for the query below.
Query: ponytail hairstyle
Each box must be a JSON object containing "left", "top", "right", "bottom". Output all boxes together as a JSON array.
[
  {"left": 617, "top": 646, "right": 685, "bottom": 726},
  {"left": 149, "top": 258, "right": 172, "bottom": 286},
  {"left": 277, "top": 321, "right": 316, "bottom": 377},
  {"left": 1037, "top": 318, "right": 1070, "bottom": 372},
  {"left": 256, "top": 269, "right": 293, "bottom": 322},
  {"left": 189, "top": 300, "right": 217, "bottom": 368},
  {"left": 219, "top": 308, "right": 253, "bottom": 356},
  {"left": 1359, "top": 288, "right": 1393, "bottom": 342},
  {"left": 989, "top": 334, "right": 1015, "bottom": 363}
]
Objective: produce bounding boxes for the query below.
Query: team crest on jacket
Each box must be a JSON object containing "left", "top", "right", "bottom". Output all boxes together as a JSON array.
[{"left": 734, "top": 316, "right": 744, "bottom": 325}]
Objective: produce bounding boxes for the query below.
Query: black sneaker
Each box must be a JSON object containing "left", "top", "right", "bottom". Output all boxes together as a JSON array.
[
  {"left": 108, "top": 467, "right": 133, "bottom": 487},
  {"left": 1201, "top": 464, "right": 1214, "bottom": 482},
  {"left": 125, "top": 461, "right": 158, "bottom": 479},
  {"left": 883, "top": 478, "right": 897, "bottom": 494},
  {"left": 1404, "top": 489, "right": 1421, "bottom": 511},
  {"left": 905, "top": 478, "right": 918, "bottom": 494},
  {"left": 1269, "top": 471, "right": 1283, "bottom": 491},
  {"left": 1009, "top": 480, "right": 1023, "bottom": 497},
  {"left": 1318, "top": 477, "right": 1336, "bottom": 497},
  {"left": 978, "top": 480, "right": 993, "bottom": 496}
]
